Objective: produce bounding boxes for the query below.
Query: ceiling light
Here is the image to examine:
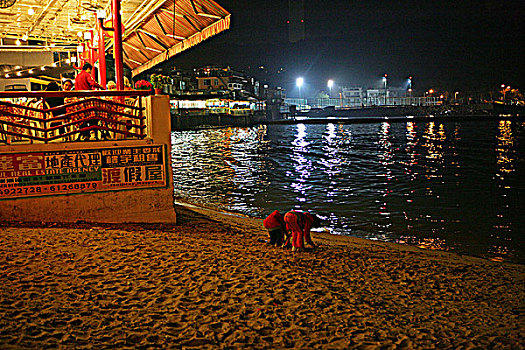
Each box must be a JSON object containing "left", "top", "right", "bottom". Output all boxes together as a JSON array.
[
  {"left": 28, "top": 8, "right": 35, "bottom": 16},
  {"left": 41, "top": 66, "right": 45, "bottom": 71},
  {"left": 16, "top": 72, "right": 21, "bottom": 76}
]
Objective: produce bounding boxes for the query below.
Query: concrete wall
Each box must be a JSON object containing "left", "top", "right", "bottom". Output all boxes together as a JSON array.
[
  {"left": 0, "top": 95, "right": 177, "bottom": 224},
  {"left": 172, "top": 111, "right": 267, "bottom": 130}
]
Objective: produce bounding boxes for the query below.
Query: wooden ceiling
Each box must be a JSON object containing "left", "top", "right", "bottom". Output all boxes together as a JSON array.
[{"left": 0, "top": 0, "right": 230, "bottom": 76}]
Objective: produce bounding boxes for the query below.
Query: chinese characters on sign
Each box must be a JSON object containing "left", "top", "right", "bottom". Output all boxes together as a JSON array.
[{"left": 0, "top": 145, "right": 167, "bottom": 199}]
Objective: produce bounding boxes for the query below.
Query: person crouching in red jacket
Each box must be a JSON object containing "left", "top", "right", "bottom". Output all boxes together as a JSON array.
[
  {"left": 263, "top": 210, "right": 287, "bottom": 246},
  {"left": 284, "top": 210, "right": 321, "bottom": 252}
]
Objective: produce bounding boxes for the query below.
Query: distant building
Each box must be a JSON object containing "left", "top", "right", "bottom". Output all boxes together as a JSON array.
[
  {"left": 366, "top": 89, "right": 382, "bottom": 105},
  {"left": 166, "top": 67, "right": 196, "bottom": 94},
  {"left": 387, "top": 87, "right": 406, "bottom": 98},
  {"left": 341, "top": 87, "right": 363, "bottom": 99},
  {"left": 341, "top": 87, "right": 362, "bottom": 105},
  {"left": 195, "top": 67, "right": 247, "bottom": 91}
]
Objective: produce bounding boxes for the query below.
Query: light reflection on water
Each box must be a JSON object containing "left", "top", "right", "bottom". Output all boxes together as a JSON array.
[{"left": 171, "top": 120, "right": 525, "bottom": 263}]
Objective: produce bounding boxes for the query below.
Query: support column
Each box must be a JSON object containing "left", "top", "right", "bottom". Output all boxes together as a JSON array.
[
  {"left": 97, "top": 21, "right": 107, "bottom": 89},
  {"left": 112, "top": 0, "right": 124, "bottom": 91},
  {"left": 89, "top": 32, "right": 96, "bottom": 80}
]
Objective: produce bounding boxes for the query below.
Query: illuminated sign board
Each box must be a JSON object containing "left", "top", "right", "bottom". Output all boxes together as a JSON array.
[{"left": 0, "top": 145, "right": 167, "bottom": 199}]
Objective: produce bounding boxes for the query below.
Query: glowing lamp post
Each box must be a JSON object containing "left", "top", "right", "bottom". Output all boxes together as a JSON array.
[
  {"left": 501, "top": 84, "right": 511, "bottom": 102},
  {"left": 296, "top": 77, "right": 304, "bottom": 100},
  {"left": 383, "top": 74, "right": 388, "bottom": 105},
  {"left": 327, "top": 79, "right": 334, "bottom": 98}
]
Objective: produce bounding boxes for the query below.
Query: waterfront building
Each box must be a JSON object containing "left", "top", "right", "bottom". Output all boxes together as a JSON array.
[
  {"left": 366, "top": 88, "right": 382, "bottom": 105},
  {"left": 342, "top": 87, "right": 364, "bottom": 107},
  {"left": 166, "top": 68, "right": 197, "bottom": 95},
  {"left": 195, "top": 67, "right": 248, "bottom": 91}
]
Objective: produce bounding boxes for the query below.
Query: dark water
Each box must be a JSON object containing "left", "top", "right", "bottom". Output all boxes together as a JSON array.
[{"left": 170, "top": 119, "right": 525, "bottom": 263}]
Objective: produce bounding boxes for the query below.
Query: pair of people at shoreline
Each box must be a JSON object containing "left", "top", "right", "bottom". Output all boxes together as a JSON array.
[{"left": 263, "top": 209, "right": 321, "bottom": 252}]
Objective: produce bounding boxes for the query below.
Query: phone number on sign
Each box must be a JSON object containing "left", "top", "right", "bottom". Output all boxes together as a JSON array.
[{"left": 1, "top": 182, "right": 99, "bottom": 197}]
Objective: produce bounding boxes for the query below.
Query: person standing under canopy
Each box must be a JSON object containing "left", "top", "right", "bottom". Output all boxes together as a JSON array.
[
  {"left": 74, "top": 63, "right": 102, "bottom": 91},
  {"left": 74, "top": 63, "right": 102, "bottom": 140}
]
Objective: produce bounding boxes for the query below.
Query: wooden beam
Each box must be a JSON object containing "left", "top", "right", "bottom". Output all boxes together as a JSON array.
[
  {"left": 184, "top": 15, "right": 201, "bottom": 32},
  {"left": 123, "top": 41, "right": 155, "bottom": 59},
  {"left": 137, "top": 29, "right": 170, "bottom": 50},
  {"left": 166, "top": 34, "right": 186, "bottom": 41},
  {"left": 159, "top": 8, "right": 184, "bottom": 18},
  {"left": 189, "top": 0, "right": 222, "bottom": 19},
  {"left": 154, "top": 14, "right": 167, "bottom": 35}
]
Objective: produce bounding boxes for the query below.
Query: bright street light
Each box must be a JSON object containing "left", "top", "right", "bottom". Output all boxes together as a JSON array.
[
  {"left": 501, "top": 84, "right": 511, "bottom": 101},
  {"left": 327, "top": 79, "right": 334, "bottom": 98},
  {"left": 382, "top": 74, "right": 388, "bottom": 104},
  {"left": 296, "top": 77, "right": 304, "bottom": 99}
]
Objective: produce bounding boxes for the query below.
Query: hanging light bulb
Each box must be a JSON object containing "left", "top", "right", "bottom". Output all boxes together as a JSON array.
[{"left": 15, "top": 39, "right": 21, "bottom": 46}]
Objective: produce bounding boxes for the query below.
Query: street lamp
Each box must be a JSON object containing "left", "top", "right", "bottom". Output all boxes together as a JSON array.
[
  {"left": 382, "top": 74, "right": 388, "bottom": 105},
  {"left": 296, "top": 77, "right": 304, "bottom": 100},
  {"left": 327, "top": 79, "right": 334, "bottom": 98},
  {"left": 407, "top": 76, "right": 412, "bottom": 97},
  {"left": 501, "top": 84, "right": 511, "bottom": 102}
]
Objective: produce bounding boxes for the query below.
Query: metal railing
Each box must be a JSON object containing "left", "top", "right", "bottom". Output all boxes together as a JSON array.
[{"left": 0, "top": 90, "right": 152, "bottom": 144}]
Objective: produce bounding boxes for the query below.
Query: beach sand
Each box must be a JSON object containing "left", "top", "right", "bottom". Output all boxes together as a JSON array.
[{"left": 0, "top": 203, "right": 523, "bottom": 349}]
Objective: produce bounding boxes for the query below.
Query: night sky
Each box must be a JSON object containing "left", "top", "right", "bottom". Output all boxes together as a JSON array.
[{"left": 164, "top": 0, "right": 524, "bottom": 97}]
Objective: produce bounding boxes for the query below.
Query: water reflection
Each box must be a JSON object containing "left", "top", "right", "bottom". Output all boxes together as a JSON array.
[
  {"left": 289, "top": 124, "right": 312, "bottom": 204},
  {"left": 491, "top": 120, "right": 518, "bottom": 262},
  {"left": 171, "top": 120, "right": 525, "bottom": 263},
  {"left": 496, "top": 120, "right": 515, "bottom": 176}
]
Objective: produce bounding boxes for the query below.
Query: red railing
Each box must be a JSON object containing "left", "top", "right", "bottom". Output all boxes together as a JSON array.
[{"left": 0, "top": 90, "right": 152, "bottom": 144}]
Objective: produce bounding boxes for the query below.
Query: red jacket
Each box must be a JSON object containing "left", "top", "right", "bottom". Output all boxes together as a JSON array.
[
  {"left": 75, "top": 70, "right": 102, "bottom": 90},
  {"left": 263, "top": 210, "right": 285, "bottom": 230},
  {"left": 287, "top": 211, "right": 315, "bottom": 233}
]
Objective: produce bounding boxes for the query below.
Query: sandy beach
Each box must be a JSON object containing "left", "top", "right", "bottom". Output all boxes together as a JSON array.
[{"left": 0, "top": 203, "right": 523, "bottom": 349}]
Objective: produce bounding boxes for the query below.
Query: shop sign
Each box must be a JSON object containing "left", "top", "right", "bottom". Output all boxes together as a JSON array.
[{"left": 0, "top": 145, "right": 167, "bottom": 199}]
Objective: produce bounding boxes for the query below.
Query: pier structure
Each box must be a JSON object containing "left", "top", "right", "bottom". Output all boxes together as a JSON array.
[{"left": 0, "top": 0, "right": 230, "bottom": 224}]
